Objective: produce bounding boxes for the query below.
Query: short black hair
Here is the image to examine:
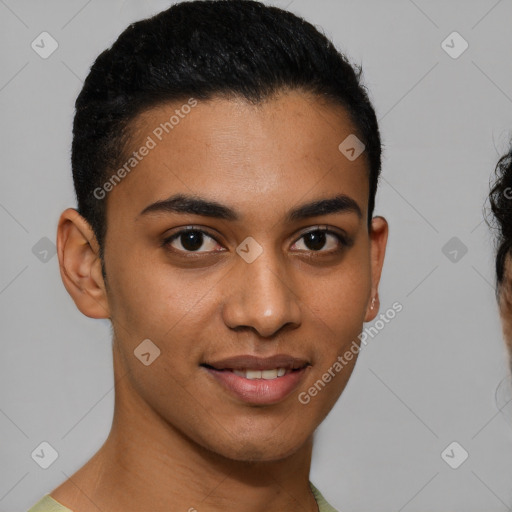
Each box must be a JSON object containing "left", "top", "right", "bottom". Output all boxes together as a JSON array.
[
  {"left": 488, "top": 143, "right": 512, "bottom": 301},
  {"left": 71, "top": 0, "right": 382, "bottom": 269}
]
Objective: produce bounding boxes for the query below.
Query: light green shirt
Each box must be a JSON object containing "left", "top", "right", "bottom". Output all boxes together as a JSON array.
[{"left": 27, "top": 481, "right": 339, "bottom": 511}]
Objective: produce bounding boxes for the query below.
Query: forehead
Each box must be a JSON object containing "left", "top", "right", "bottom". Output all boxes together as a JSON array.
[{"left": 107, "top": 91, "right": 370, "bottom": 222}]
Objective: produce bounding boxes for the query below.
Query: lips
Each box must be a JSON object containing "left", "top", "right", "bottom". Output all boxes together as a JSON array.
[
  {"left": 201, "top": 354, "right": 311, "bottom": 404},
  {"left": 201, "top": 354, "right": 310, "bottom": 371}
]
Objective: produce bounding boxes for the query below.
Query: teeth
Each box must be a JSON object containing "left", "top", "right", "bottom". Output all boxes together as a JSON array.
[
  {"left": 246, "top": 370, "right": 262, "bottom": 379},
  {"left": 231, "top": 368, "right": 289, "bottom": 380}
]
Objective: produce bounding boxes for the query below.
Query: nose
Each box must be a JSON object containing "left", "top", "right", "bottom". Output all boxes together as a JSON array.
[{"left": 221, "top": 249, "right": 302, "bottom": 338}]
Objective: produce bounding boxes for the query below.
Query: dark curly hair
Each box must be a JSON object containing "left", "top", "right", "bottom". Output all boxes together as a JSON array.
[
  {"left": 488, "top": 144, "right": 512, "bottom": 302},
  {"left": 71, "top": 0, "right": 382, "bottom": 270}
]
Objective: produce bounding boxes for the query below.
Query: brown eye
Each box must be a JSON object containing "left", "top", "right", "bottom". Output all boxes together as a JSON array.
[
  {"left": 163, "top": 228, "right": 222, "bottom": 254},
  {"left": 291, "top": 228, "right": 348, "bottom": 253},
  {"left": 302, "top": 230, "right": 328, "bottom": 251}
]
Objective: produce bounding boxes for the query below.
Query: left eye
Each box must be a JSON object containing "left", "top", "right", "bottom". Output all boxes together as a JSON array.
[
  {"left": 163, "top": 229, "right": 222, "bottom": 253},
  {"left": 291, "top": 228, "right": 346, "bottom": 252}
]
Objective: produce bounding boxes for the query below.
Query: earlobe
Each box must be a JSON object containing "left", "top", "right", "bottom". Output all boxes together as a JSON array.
[
  {"left": 56, "top": 208, "right": 110, "bottom": 319},
  {"left": 364, "top": 294, "right": 380, "bottom": 322},
  {"left": 364, "top": 216, "right": 389, "bottom": 323}
]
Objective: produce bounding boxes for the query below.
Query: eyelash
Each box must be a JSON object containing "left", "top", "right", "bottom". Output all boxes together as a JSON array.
[{"left": 161, "top": 225, "right": 351, "bottom": 256}]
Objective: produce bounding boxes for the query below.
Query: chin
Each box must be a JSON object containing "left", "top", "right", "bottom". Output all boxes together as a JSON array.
[
  {"left": 218, "top": 442, "right": 301, "bottom": 463},
  {"left": 200, "top": 425, "right": 311, "bottom": 464}
]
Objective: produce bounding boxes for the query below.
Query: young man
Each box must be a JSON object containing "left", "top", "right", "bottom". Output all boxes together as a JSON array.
[{"left": 28, "top": 1, "right": 388, "bottom": 510}]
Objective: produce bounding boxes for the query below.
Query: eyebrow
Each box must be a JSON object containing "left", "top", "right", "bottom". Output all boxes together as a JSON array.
[{"left": 138, "top": 193, "right": 362, "bottom": 222}]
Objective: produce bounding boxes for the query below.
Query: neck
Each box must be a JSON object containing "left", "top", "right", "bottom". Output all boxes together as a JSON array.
[{"left": 51, "top": 348, "right": 319, "bottom": 512}]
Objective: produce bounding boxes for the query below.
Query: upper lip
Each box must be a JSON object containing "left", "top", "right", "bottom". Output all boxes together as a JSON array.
[{"left": 202, "top": 354, "right": 310, "bottom": 371}]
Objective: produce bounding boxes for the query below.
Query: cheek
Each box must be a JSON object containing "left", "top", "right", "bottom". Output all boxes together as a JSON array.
[
  {"left": 301, "top": 253, "right": 371, "bottom": 406},
  {"left": 498, "top": 282, "right": 512, "bottom": 350},
  {"left": 106, "top": 254, "right": 218, "bottom": 380},
  {"left": 500, "top": 308, "right": 512, "bottom": 354},
  {"left": 106, "top": 250, "right": 206, "bottom": 334},
  {"left": 308, "top": 252, "right": 371, "bottom": 329}
]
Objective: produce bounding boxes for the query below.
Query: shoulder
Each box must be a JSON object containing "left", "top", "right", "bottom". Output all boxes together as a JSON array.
[
  {"left": 309, "top": 481, "right": 341, "bottom": 512},
  {"left": 27, "top": 495, "right": 73, "bottom": 512},
  {"left": 31, "top": 486, "right": 337, "bottom": 512}
]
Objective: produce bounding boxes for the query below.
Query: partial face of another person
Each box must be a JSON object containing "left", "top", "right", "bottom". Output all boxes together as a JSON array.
[
  {"left": 499, "top": 256, "right": 512, "bottom": 363},
  {"left": 66, "top": 90, "right": 388, "bottom": 462}
]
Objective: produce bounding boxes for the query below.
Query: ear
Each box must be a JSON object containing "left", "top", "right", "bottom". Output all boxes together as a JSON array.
[
  {"left": 56, "top": 208, "right": 110, "bottom": 319},
  {"left": 364, "top": 216, "right": 389, "bottom": 322}
]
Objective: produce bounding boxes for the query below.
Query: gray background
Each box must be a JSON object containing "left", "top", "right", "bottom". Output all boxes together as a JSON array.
[{"left": 1, "top": 0, "right": 512, "bottom": 510}]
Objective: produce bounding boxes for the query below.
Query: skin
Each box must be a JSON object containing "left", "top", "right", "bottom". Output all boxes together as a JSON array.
[
  {"left": 499, "top": 256, "right": 512, "bottom": 365},
  {"left": 53, "top": 90, "right": 388, "bottom": 512}
]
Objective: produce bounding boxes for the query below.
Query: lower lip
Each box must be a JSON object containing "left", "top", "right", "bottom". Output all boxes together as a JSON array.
[{"left": 203, "top": 366, "right": 309, "bottom": 405}]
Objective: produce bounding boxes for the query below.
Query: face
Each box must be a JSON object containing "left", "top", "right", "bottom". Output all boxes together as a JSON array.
[
  {"left": 499, "top": 256, "right": 512, "bottom": 363},
  {"left": 59, "top": 90, "right": 388, "bottom": 462}
]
